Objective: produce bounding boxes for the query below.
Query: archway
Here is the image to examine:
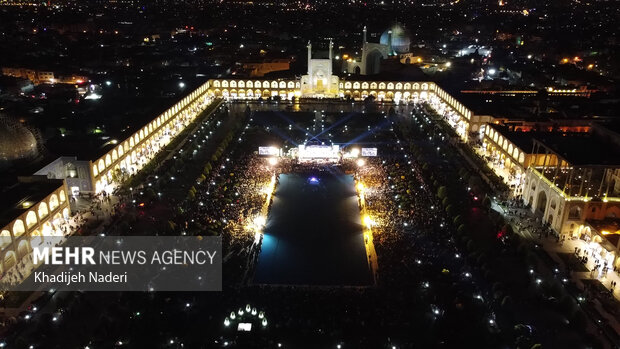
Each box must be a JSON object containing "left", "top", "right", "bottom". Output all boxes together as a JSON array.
[
  {"left": 13, "top": 220, "right": 25, "bottom": 238},
  {"left": 536, "top": 191, "right": 547, "bottom": 214},
  {"left": 30, "top": 230, "right": 44, "bottom": 249},
  {"left": 568, "top": 206, "right": 582, "bottom": 220},
  {"left": 49, "top": 194, "right": 59, "bottom": 211},
  {"left": 354, "top": 66, "right": 361, "bottom": 75},
  {"left": 25, "top": 211, "right": 37, "bottom": 229},
  {"left": 17, "top": 240, "right": 30, "bottom": 260},
  {"left": 365, "top": 49, "right": 383, "bottom": 75},
  {"left": 4, "top": 251, "right": 16, "bottom": 270},
  {"left": 0, "top": 230, "right": 11, "bottom": 249}
]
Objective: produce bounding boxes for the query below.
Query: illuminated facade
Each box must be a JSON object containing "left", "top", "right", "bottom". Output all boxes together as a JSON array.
[
  {"left": 0, "top": 178, "right": 70, "bottom": 275},
  {"left": 481, "top": 123, "right": 592, "bottom": 191},
  {"left": 207, "top": 77, "right": 480, "bottom": 140},
  {"left": 1, "top": 67, "right": 88, "bottom": 85},
  {"left": 522, "top": 138, "right": 620, "bottom": 269},
  {"left": 88, "top": 81, "right": 215, "bottom": 194}
]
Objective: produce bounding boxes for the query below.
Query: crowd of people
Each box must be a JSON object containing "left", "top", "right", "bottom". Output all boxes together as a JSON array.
[{"left": 2, "top": 104, "right": 521, "bottom": 348}]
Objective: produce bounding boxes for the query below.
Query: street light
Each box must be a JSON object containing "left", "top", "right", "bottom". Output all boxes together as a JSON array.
[{"left": 363, "top": 215, "right": 373, "bottom": 229}]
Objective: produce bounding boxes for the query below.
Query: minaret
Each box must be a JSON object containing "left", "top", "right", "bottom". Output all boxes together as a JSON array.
[
  {"left": 328, "top": 39, "right": 333, "bottom": 83},
  {"left": 307, "top": 40, "right": 312, "bottom": 74},
  {"left": 362, "top": 26, "right": 367, "bottom": 45},
  {"left": 387, "top": 30, "right": 393, "bottom": 55},
  {"left": 329, "top": 38, "right": 333, "bottom": 61}
]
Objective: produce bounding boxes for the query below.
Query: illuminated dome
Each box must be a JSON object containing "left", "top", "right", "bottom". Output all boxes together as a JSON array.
[
  {"left": 0, "top": 117, "right": 38, "bottom": 162},
  {"left": 380, "top": 24, "right": 412, "bottom": 54}
]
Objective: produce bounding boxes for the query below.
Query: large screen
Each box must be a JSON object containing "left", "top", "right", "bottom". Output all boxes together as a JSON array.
[
  {"left": 298, "top": 145, "right": 340, "bottom": 159},
  {"left": 258, "top": 146, "right": 279, "bottom": 156},
  {"left": 237, "top": 323, "right": 252, "bottom": 332},
  {"left": 361, "top": 148, "right": 378, "bottom": 156}
]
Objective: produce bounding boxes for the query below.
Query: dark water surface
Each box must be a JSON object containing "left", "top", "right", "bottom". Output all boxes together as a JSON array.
[{"left": 253, "top": 171, "right": 372, "bottom": 286}]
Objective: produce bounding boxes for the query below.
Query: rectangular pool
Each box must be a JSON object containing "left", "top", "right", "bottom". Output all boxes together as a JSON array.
[{"left": 253, "top": 172, "right": 372, "bottom": 286}]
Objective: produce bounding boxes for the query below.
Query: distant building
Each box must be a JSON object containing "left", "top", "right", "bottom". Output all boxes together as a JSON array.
[
  {"left": 300, "top": 40, "right": 339, "bottom": 97},
  {"left": 241, "top": 60, "right": 290, "bottom": 77},
  {"left": 34, "top": 157, "right": 94, "bottom": 195},
  {"left": 343, "top": 25, "right": 412, "bottom": 76},
  {"left": 0, "top": 117, "right": 38, "bottom": 164},
  {"left": 1, "top": 67, "right": 88, "bottom": 85}
]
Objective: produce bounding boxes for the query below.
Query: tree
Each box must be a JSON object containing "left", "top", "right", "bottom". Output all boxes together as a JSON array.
[
  {"left": 501, "top": 295, "right": 513, "bottom": 310},
  {"left": 437, "top": 186, "right": 449, "bottom": 199},
  {"left": 457, "top": 224, "right": 468, "bottom": 235},
  {"left": 482, "top": 196, "right": 492, "bottom": 208},
  {"left": 502, "top": 223, "right": 514, "bottom": 235},
  {"left": 445, "top": 204, "right": 455, "bottom": 216},
  {"left": 453, "top": 215, "right": 463, "bottom": 226}
]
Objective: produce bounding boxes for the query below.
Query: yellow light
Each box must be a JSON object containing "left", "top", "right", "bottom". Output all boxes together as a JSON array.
[
  {"left": 587, "top": 64, "right": 594, "bottom": 69},
  {"left": 351, "top": 148, "right": 360, "bottom": 157},
  {"left": 417, "top": 57, "right": 422, "bottom": 63},
  {"left": 342, "top": 54, "right": 349, "bottom": 60},
  {"left": 268, "top": 157, "right": 278, "bottom": 166},
  {"left": 356, "top": 182, "right": 364, "bottom": 191},
  {"left": 356, "top": 159, "right": 365, "bottom": 167},
  {"left": 363, "top": 215, "right": 373, "bottom": 229},
  {"left": 253, "top": 215, "right": 266, "bottom": 229}
]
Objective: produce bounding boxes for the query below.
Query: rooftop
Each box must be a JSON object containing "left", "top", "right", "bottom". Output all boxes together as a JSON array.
[
  {"left": 0, "top": 177, "right": 65, "bottom": 229},
  {"left": 535, "top": 133, "right": 620, "bottom": 167}
]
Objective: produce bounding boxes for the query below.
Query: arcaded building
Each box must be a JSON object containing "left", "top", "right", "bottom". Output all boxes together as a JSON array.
[{"left": 522, "top": 128, "right": 620, "bottom": 269}]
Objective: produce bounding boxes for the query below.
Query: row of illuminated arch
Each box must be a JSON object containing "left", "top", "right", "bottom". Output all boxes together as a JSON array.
[
  {"left": 210, "top": 89, "right": 431, "bottom": 100},
  {"left": 210, "top": 79, "right": 443, "bottom": 95},
  {"left": 485, "top": 126, "right": 527, "bottom": 165},
  {"left": 340, "top": 81, "right": 432, "bottom": 91},
  {"left": 341, "top": 90, "right": 430, "bottom": 98},
  {"left": 91, "top": 82, "right": 212, "bottom": 181},
  {"left": 1, "top": 188, "right": 69, "bottom": 262},
  {"left": 212, "top": 89, "right": 296, "bottom": 97},
  {"left": 434, "top": 85, "right": 473, "bottom": 121},
  {"left": 211, "top": 79, "right": 301, "bottom": 90}
]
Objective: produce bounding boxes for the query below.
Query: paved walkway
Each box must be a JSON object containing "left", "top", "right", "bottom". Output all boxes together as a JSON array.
[{"left": 493, "top": 201, "right": 620, "bottom": 338}]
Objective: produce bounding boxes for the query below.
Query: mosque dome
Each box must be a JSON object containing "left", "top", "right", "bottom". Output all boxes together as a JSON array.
[
  {"left": 380, "top": 24, "right": 412, "bottom": 54},
  {"left": 0, "top": 117, "right": 38, "bottom": 162}
]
